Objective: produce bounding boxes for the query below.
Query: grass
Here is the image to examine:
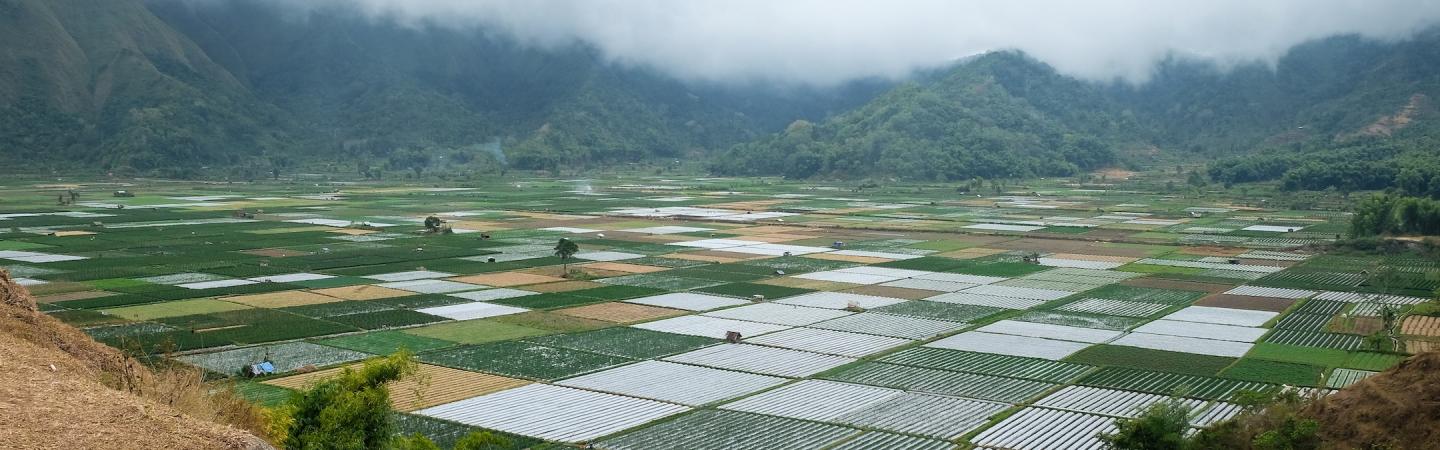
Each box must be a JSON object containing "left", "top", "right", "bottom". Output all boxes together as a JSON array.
[
  {"left": 489, "top": 311, "right": 614, "bottom": 333},
  {"left": 101, "top": 298, "right": 252, "bottom": 321},
  {"left": 418, "top": 341, "right": 633, "bottom": 380},
  {"left": 523, "top": 327, "right": 721, "bottom": 359},
  {"left": 402, "top": 319, "right": 550, "bottom": 344},
  {"left": 232, "top": 382, "right": 294, "bottom": 407},
  {"left": 1065, "top": 345, "right": 1236, "bottom": 377},
  {"left": 489, "top": 292, "right": 608, "bottom": 310},
  {"left": 695, "top": 282, "right": 814, "bottom": 299},
  {"left": 1220, "top": 359, "right": 1324, "bottom": 386},
  {"left": 947, "top": 261, "right": 1049, "bottom": 277},
  {"left": 1345, "top": 352, "right": 1407, "bottom": 371},
  {"left": 1245, "top": 343, "right": 1351, "bottom": 367},
  {"left": 327, "top": 309, "right": 448, "bottom": 330},
  {"left": 392, "top": 413, "right": 542, "bottom": 450},
  {"left": 312, "top": 330, "right": 457, "bottom": 355}
]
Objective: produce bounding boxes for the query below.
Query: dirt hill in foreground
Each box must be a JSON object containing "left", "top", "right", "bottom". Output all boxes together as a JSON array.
[
  {"left": 0, "top": 269, "right": 270, "bottom": 449},
  {"left": 1305, "top": 350, "right": 1440, "bottom": 449}
]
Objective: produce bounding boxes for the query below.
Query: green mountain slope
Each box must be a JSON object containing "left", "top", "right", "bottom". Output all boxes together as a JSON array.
[
  {"left": 720, "top": 32, "right": 1440, "bottom": 183},
  {"left": 0, "top": 0, "right": 290, "bottom": 173}
]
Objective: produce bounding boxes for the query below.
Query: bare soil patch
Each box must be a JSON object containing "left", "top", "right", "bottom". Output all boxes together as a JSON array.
[
  {"left": 759, "top": 277, "right": 860, "bottom": 291},
  {"left": 843, "top": 285, "right": 941, "bottom": 300},
  {"left": 225, "top": 290, "right": 344, "bottom": 308},
  {"left": 1193, "top": 293, "right": 1294, "bottom": 312},
  {"left": 1402, "top": 316, "right": 1440, "bottom": 337},
  {"left": 1121, "top": 278, "right": 1234, "bottom": 293},
  {"left": 939, "top": 247, "right": 1009, "bottom": 259},
  {"left": 555, "top": 302, "right": 687, "bottom": 323},
  {"left": 35, "top": 290, "right": 114, "bottom": 303},
  {"left": 449, "top": 272, "right": 566, "bottom": 287},
  {"left": 310, "top": 285, "right": 413, "bottom": 301},
  {"left": 990, "top": 238, "right": 1154, "bottom": 257},
  {"left": 805, "top": 253, "right": 893, "bottom": 264},
  {"left": 580, "top": 262, "right": 670, "bottom": 274},
  {"left": 1177, "top": 246, "right": 1246, "bottom": 257},
  {"left": 525, "top": 280, "right": 607, "bottom": 293},
  {"left": 264, "top": 363, "right": 529, "bottom": 412}
]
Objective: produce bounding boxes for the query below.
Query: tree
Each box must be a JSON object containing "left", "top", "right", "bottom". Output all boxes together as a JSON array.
[
  {"left": 554, "top": 238, "right": 579, "bottom": 277},
  {"left": 275, "top": 351, "right": 418, "bottom": 450},
  {"left": 423, "top": 216, "right": 443, "bottom": 233},
  {"left": 1099, "top": 397, "right": 1193, "bottom": 450},
  {"left": 453, "top": 431, "right": 512, "bottom": 450}
]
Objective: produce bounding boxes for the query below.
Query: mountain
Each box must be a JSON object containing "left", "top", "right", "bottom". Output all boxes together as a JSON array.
[
  {"left": 0, "top": 0, "right": 886, "bottom": 175},
  {"left": 711, "top": 52, "right": 1135, "bottom": 180},
  {"left": 719, "top": 32, "right": 1440, "bottom": 184},
  {"left": 0, "top": 0, "right": 291, "bottom": 173},
  {"left": 4, "top": 0, "right": 1439, "bottom": 186}
]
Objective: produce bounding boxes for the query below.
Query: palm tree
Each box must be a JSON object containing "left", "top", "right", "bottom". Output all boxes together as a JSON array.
[{"left": 554, "top": 238, "right": 579, "bottom": 277}]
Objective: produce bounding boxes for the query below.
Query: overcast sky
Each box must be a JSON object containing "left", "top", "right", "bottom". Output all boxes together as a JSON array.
[{"left": 275, "top": 0, "right": 1440, "bottom": 85}]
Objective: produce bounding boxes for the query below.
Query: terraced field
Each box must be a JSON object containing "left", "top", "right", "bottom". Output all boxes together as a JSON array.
[{"left": 0, "top": 175, "right": 1427, "bottom": 449}]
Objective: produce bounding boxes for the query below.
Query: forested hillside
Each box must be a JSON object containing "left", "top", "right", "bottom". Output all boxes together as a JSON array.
[
  {"left": 2, "top": 0, "right": 1438, "bottom": 183},
  {"left": 720, "top": 32, "right": 1440, "bottom": 182},
  {"left": 0, "top": 0, "right": 884, "bottom": 175}
]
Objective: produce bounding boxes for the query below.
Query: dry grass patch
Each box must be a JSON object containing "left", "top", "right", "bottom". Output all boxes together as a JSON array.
[
  {"left": 1049, "top": 253, "right": 1137, "bottom": 263},
  {"left": 450, "top": 272, "right": 566, "bottom": 287},
  {"left": 938, "top": 247, "right": 1009, "bottom": 259},
  {"left": 242, "top": 248, "right": 312, "bottom": 257},
  {"left": 759, "top": 277, "right": 861, "bottom": 291},
  {"left": 310, "top": 285, "right": 414, "bottom": 301},
  {"left": 1121, "top": 277, "right": 1235, "bottom": 293},
  {"left": 579, "top": 262, "right": 670, "bottom": 274},
  {"left": 51, "top": 230, "right": 97, "bottom": 237},
  {"left": 326, "top": 228, "right": 378, "bottom": 235},
  {"left": 665, "top": 251, "right": 764, "bottom": 263},
  {"left": 525, "top": 281, "right": 606, "bottom": 293},
  {"left": 804, "top": 253, "right": 893, "bottom": 264},
  {"left": 35, "top": 290, "right": 114, "bottom": 303},
  {"left": 1193, "top": 294, "right": 1294, "bottom": 312},
  {"left": 225, "top": 290, "right": 344, "bottom": 308},
  {"left": 1402, "top": 316, "right": 1440, "bottom": 337},
  {"left": 843, "top": 285, "right": 941, "bottom": 300},
  {"left": 263, "top": 363, "right": 529, "bottom": 412},
  {"left": 555, "top": 302, "right": 687, "bottom": 323},
  {"left": 1178, "top": 246, "right": 1247, "bottom": 257},
  {"left": 522, "top": 266, "right": 629, "bottom": 279},
  {"left": 446, "top": 220, "right": 512, "bottom": 231}
]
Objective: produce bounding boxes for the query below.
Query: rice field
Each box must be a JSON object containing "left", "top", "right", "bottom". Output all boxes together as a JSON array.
[{"left": 4, "top": 176, "right": 1421, "bottom": 448}]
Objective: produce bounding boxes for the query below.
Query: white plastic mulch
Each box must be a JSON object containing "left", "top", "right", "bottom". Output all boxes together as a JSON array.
[
  {"left": 1223, "top": 286, "right": 1316, "bottom": 299},
  {"left": 810, "top": 313, "right": 967, "bottom": 340},
  {"left": 140, "top": 273, "right": 229, "bottom": 285},
  {"left": 881, "top": 278, "right": 977, "bottom": 292},
  {"left": 417, "top": 301, "right": 528, "bottom": 320},
  {"left": 1055, "top": 298, "right": 1171, "bottom": 317},
  {"left": 247, "top": 273, "right": 335, "bottom": 283},
  {"left": 958, "top": 284, "right": 1074, "bottom": 301},
  {"left": 1036, "top": 258, "right": 1124, "bottom": 270},
  {"left": 417, "top": 384, "right": 689, "bottom": 443},
  {"left": 776, "top": 292, "right": 909, "bottom": 310},
  {"left": 924, "top": 331, "right": 1092, "bottom": 360},
  {"left": 702, "top": 303, "right": 855, "bottom": 326},
  {"left": 963, "top": 223, "right": 1045, "bottom": 232},
  {"left": 1242, "top": 225, "right": 1303, "bottom": 233},
  {"left": 447, "top": 288, "right": 537, "bottom": 302},
  {"left": 623, "top": 292, "right": 752, "bottom": 311},
  {"left": 744, "top": 327, "right": 914, "bottom": 358},
  {"left": 793, "top": 271, "right": 900, "bottom": 285},
  {"left": 378, "top": 279, "right": 486, "bottom": 294},
  {"left": 1161, "top": 306, "right": 1278, "bottom": 327},
  {"left": 912, "top": 272, "right": 1008, "bottom": 285},
  {"left": 631, "top": 315, "right": 791, "bottom": 339},
  {"left": 663, "top": 344, "right": 856, "bottom": 377},
  {"left": 831, "top": 250, "right": 924, "bottom": 260},
  {"left": 556, "top": 360, "right": 787, "bottom": 406},
  {"left": 1131, "top": 319, "right": 1267, "bottom": 342},
  {"left": 363, "top": 270, "right": 456, "bottom": 282},
  {"left": 177, "top": 279, "right": 259, "bottom": 290},
  {"left": 576, "top": 251, "right": 646, "bottom": 262},
  {"left": 621, "top": 226, "right": 714, "bottom": 235},
  {"left": 970, "top": 407, "right": 1115, "bottom": 450},
  {"left": 1110, "top": 332, "right": 1254, "bottom": 357},
  {"left": 925, "top": 292, "right": 1047, "bottom": 310},
  {"left": 976, "top": 320, "right": 1124, "bottom": 344}
]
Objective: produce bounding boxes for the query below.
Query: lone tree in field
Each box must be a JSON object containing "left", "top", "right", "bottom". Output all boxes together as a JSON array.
[
  {"left": 423, "top": 215, "right": 443, "bottom": 233},
  {"left": 554, "top": 237, "right": 579, "bottom": 277},
  {"left": 276, "top": 351, "right": 417, "bottom": 450}
]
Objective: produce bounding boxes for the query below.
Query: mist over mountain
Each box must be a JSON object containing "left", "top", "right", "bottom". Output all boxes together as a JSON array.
[{"left": 2, "top": 0, "right": 1438, "bottom": 184}]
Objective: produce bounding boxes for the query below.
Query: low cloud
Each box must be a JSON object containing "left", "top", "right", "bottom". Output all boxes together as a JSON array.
[{"left": 253, "top": 0, "right": 1440, "bottom": 84}]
